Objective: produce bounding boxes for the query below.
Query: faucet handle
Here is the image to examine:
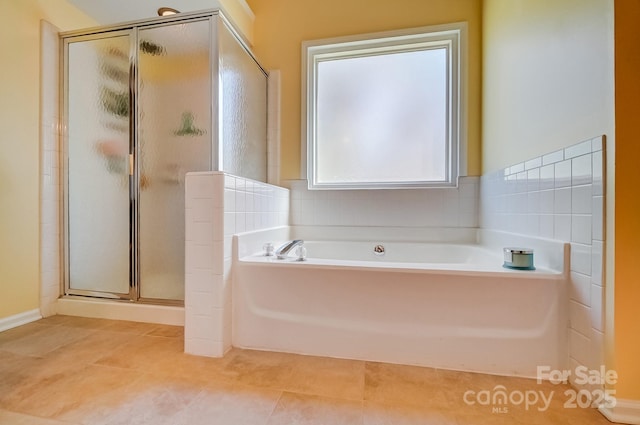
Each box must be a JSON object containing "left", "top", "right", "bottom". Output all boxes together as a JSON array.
[{"left": 295, "top": 244, "right": 307, "bottom": 261}]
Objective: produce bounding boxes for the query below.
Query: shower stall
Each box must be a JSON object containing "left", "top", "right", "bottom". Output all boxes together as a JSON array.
[{"left": 61, "top": 11, "right": 267, "bottom": 305}]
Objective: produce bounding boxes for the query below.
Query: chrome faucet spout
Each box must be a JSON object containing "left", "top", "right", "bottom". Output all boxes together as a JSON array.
[{"left": 275, "top": 240, "right": 304, "bottom": 259}]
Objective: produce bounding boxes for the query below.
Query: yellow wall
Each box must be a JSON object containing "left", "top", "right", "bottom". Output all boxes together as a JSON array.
[
  {"left": 246, "top": 0, "right": 482, "bottom": 180},
  {"left": 0, "top": 0, "right": 95, "bottom": 320},
  {"left": 614, "top": 0, "right": 640, "bottom": 401},
  {"left": 220, "top": 0, "right": 254, "bottom": 45},
  {"left": 482, "top": 0, "right": 614, "bottom": 173}
]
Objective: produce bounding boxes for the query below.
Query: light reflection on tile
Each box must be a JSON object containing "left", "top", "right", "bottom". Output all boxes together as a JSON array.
[
  {"left": 267, "top": 392, "right": 362, "bottom": 425},
  {"left": 0, "top": 409, "right": 71, "bottom": 425}
]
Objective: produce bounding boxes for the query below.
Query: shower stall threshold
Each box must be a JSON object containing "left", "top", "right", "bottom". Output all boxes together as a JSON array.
[{"left": 56, "top": 297, "right": 184, "bottom": 326}]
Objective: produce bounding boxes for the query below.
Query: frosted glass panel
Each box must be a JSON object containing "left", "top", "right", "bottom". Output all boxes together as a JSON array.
[
  {"left": 138, "top": 20, "right": 211, "bottom": 301},
  {"left": 67, "top": 35, "right": 131, "bottom": 294},
  {"left": 315, "top": 48, "right": 447, "bottom": 184},
  {"left": 219, "top": 20, "right": 267, "bottom": 181}
]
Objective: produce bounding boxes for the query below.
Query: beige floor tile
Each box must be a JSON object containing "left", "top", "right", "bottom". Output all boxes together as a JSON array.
[
  {"left": 457, "top": 407, "right": 611, "bottom": 425},
  {"left": 284, "top": 353, "right": 365, "bottom": 400},
  {"left": 100, "top": 320, "right": 162, "bottom": 335},
  {"left": 0, "top": 325, "right": 94, "bottom": 358},
  {"left": 0, "top": 322, "right": 57, "bottom": 345},
  {"left": 462, "top": 373, "right": 559, "bottom": 394},
  {"left": 0, "top": 408, "right": 74, "bottom": 425},
  {"left": 0, "top": 317, "right": 614, "bottom": 425},
  {"left": 364, "top": 362, "right": 451, "bottom": 409},
  {"left": 153, "top": 351, "right": 232, "bottom": 384},
  {"left": 0, "top": 351, "right": 55, "bottom": 409},
  {"left": 92, "top": 334, "right": 229, "bottom": 390},
  {"left": 437, "top": 368, "right": 505, "bottom": 390},
  {"left": 267, "top": 392, "right": 363, "bottom": 425},
  {"left": 94, "top": 335, "right": 183, "bottom": 372},
  {"left": 220, "top": 349, "right": 300, "bottom": 390},
  {"left": 169, "top": 381, "right": 282, "bottom": 425},
  {"left": 435, "top": 368, "right": 500, "bottom": 407},
  {"left": 513, "top": 401, "right": 614, "bottom": 425},
  {"left": 555, "top": 408, "right": 613, "bottom": 425},
  {"left": 145, "top": 324, "right": 184, "bottom": 338},
  {"left": 37, "top": 315, "right": 75, "bottom": 326},
  {"left": 57, "top": 372, "right": 202, "bottom": 425},
  {"left": 363, "top": 401, "right": 458, "bottom": 425},
  {"left": 10, "top": 364, "right": 140, "bottom": 420},
  {"left": 0, "top": 349, "right": 41, "bottom": 375},
  {"left": 222, "top": 349, "right": 365, "bottom": 400},
  {"left": 453, "top": 398, "right": 553, "bottom": 424},
  {"left": 45, "top": 330, "right": 137, "bottom": 367},
  {"left": 455, "top": 410, "right": 532, "bottom": 425},
  {"left": 49, "top": 316, "right": 117, "bottom": 331}
]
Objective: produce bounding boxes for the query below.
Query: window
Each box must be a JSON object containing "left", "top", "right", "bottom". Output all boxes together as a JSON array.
[{"left": 302, "top": 23, "right": 466, "bottom": 189}]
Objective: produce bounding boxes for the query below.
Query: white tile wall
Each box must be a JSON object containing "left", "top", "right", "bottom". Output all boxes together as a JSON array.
[
  {"left": 184, "top": 172, "right": 289, "bottom": 357},
  {"left": 481, "top": 135, "right": 606, "bottom": 389},
  {"left": 40, "top": 21, "right": 61, "bottom": 318},
  {"left": 286, "top": 176, "right": 479, "bottom": 229}
]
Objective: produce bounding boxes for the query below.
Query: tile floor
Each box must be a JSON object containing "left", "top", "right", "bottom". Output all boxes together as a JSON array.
[{"left": 0, "top": 315, "right": 612, "bottom": 425}]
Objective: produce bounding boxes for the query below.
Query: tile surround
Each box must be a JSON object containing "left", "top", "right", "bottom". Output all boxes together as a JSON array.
[
  {"left": 43, "top": 134, "right": 603, "bottom": 377},
  {"left": 184, "top": 172, "right": 289, "bottom": 357},
  {"left": 481, "top": 135, "right": 606, "bottom": 388},
  {"left": 40, "top": 21, "right": 62, "bottom": 318},
  {"left": 286, "top": 177, "right": 479, "bottom": 229}
]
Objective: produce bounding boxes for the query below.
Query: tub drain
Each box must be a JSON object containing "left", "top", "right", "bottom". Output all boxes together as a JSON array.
[{"left": 373, "top": 244, "right": 385, "bottom": 256}]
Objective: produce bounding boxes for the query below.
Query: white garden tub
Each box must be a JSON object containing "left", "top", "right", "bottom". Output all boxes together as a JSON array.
[{"left": 233, "top": 230, "right": 568, "bottom": 377}]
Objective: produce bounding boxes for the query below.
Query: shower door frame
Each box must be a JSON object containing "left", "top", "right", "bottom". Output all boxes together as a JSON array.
[{"left": 60, "top": 11, "right": 224, "bottom": 305}]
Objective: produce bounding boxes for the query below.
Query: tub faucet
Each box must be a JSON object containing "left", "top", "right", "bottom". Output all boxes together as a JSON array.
[{"left": 275, "top": 240, "right": 304, "bottom": 259}]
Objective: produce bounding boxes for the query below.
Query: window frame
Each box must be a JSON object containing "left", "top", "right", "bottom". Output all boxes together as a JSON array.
[{"left": 301, "top": 23, "right": 467, "bottom": 189}]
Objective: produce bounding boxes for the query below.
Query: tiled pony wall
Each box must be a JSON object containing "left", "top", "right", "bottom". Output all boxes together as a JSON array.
[
  {"left": 184, "top": 172, "right": 289, "bottom": 357},
  {"left": 481, "top": 136, "right": 606, "bottom": 388}
]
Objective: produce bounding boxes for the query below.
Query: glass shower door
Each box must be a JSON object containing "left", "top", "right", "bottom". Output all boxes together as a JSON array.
[
  {"left": 137, "top": 20, "right": 212, "bottom": 301},
  {"left": 65, "top": 19, "right": 212, "bottom": 303},
  {"left": 66, "top": 32, "right": 132, "bottom": 298}
]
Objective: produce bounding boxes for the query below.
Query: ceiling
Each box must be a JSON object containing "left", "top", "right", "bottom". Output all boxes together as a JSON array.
[{"left": 67, "top": 0, "right": 224, "bottom": 25}]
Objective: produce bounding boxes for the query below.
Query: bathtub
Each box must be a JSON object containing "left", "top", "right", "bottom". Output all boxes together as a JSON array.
[{"left": 233, "top": 230, "right": 568, "bottom": 377}]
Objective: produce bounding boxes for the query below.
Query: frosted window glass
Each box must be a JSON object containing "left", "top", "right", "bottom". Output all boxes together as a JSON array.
[
  {"left": 316, "top": 49, "right": 447, "bottom": 184},
  {"left": 219, "top": 20, "right": 267, "bottom": 182},
  {"left": 67, "top": 35, "right": 131, "bottom": 294},
  {"left": 138, "top": 20, "right": 212, "bottom": 301},
  {"left": 304, "top": 25, "right": 464, "bottom": 189}
]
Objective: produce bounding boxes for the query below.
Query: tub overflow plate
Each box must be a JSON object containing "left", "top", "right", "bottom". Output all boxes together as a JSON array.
[{"left": 373, "top": 244, "right": 385, "bottom": 256}]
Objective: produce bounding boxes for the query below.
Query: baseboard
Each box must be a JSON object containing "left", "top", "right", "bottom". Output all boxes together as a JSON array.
[
  {"left": 0, "top": 309, "right": 42, "bottom": 332},
  {"left": 599, "top": 399, "right": 640, "bottom": 424}
]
